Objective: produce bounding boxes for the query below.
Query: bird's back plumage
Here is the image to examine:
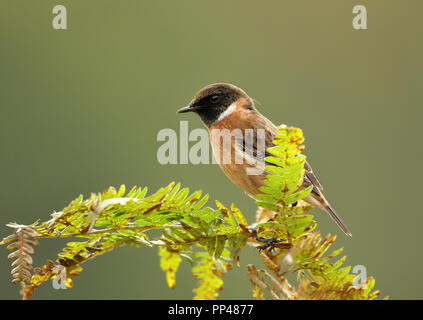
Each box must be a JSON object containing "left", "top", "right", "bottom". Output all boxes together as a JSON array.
[{"left": 211, "top": 105, "right": 352, "bottom": 236}]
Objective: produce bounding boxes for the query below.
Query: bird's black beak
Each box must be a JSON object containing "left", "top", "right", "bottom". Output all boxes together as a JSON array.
[{"left": 176, "top": 105, "right": 195, "bottom": 114}]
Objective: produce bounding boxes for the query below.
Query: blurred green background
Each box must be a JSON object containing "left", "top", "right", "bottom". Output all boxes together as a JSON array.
[{"left": 1, "top": 0, "right": 422, "bottom": 299}]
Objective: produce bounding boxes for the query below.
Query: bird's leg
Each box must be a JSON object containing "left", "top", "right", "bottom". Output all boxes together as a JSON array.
[{"left": 251, "top": 229, "right": 288, "bottom": 252}]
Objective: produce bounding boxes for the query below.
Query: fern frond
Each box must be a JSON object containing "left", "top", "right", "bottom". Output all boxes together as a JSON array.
[
  {"left": 248, "top": 126, "right": 381, "bottom": 300},
  {"left": 2, "top": 223, "right": 39, "bottom": 300},
  {"left": 247, "top": 264, "right": 296, "bottom": 300},
  {"left": 1, "top": 183, "right": 250, "bottom": 299},
  {"left": 159, "top": 246, "right": 182, "bottom": 289},
  {"left": 254, "top": 126, "right": 315, "bottom": 245},
  {"left": 192, "top": 251, "right": 231, "bottom": 300},
  {"left": 25, "top": 259, "right": 59, "bottom": 299}
]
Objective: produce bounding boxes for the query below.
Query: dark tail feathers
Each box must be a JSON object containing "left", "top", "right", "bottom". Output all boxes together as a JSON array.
[{"left": 323, "top": 205, "right": 352, "bottom": 237}]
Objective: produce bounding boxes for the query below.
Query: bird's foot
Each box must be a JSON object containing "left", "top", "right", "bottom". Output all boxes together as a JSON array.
[{"left": 252, "top": 229, "right": 288, "bottom": 252}]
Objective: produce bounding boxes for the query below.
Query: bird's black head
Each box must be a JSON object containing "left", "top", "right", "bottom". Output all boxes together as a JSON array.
[{"left": 177, "top": 83, "right": 251, "bottom": 127}]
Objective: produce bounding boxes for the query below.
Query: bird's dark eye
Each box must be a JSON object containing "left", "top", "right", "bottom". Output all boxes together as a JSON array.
[{"left": 209, "top": 95, "right": 220, "bottom": 104}]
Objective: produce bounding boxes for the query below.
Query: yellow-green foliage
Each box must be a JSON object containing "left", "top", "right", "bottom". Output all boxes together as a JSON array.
[
  {"left": 0, "top": 182, "right": 250, "bottom": 299},
  {"left": 0, "top": 126, "right": 381, "bottom": 300},
  {"left": 248, "top": 127, "right": 380, "bottom": 300}
]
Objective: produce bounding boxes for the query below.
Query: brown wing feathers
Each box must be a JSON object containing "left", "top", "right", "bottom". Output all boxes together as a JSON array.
[{"left": 254, "top": 114, "right": 352, "bottom": 236}]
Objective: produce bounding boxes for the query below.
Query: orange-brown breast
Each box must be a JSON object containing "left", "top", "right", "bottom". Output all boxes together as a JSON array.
[{"left": 209, "top": 98, "right": 267, "bottom": 197}]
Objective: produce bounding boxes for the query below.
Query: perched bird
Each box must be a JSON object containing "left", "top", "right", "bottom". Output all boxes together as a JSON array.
[{"left": 177, "top": 83, "right": 352, "bottom": 236}]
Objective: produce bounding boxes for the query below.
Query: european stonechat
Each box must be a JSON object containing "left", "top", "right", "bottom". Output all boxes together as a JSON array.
[{"left": 177, "top": 83, "right": 352, "bottom": 236}]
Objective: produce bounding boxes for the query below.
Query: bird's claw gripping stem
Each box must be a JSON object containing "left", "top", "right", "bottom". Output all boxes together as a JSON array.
[{"left": 252, "top": 229, "right": 287, "bottom": 252}]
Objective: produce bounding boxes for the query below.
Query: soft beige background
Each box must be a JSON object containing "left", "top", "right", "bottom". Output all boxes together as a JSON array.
[{"left": 0, "top": 1, "right": 422, "bottom": 299}]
